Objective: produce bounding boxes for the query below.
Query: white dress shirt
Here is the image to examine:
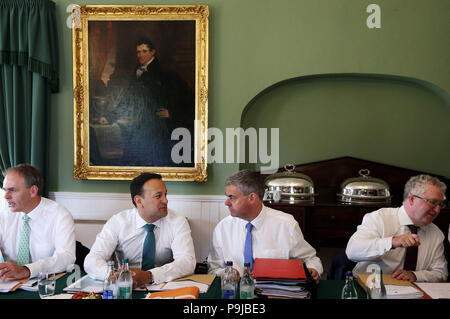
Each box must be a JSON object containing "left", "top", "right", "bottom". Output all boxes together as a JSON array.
[
  {"left": 346, "top": 206, "right": 448, "bottom": 282},
  {"left": 84, "top": 208, "right": 196, "bottom": 284},
  {"left": 0, "top": 197, "right": 76, "bottom": 278},
  {"left": 208, "top": 205, "right": 323, "bottom": 277}
]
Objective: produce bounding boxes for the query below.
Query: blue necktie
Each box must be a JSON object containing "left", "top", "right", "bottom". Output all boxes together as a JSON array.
[
  {"left": 142, "top": 224, "right": 156, "bottom": 271},
  {"left": 244, "top": 222, "right": 254, "bottom": 270}
]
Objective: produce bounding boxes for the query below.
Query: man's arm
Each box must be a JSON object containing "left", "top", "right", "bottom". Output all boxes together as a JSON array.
[
  {"left": 346, "top": 213, "right": 392, "bottom": 262},
  {"left": 84, "top": 220, "right": 119, "bottom": 281},
  {"left": 290, "top": 222, "right": 323, "bottom": 282},
  {"left": 207, "top": 225, "right": 227, "bottom": 278}
]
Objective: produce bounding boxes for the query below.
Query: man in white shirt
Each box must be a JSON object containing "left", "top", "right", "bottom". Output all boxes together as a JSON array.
[
  {"left": 0, "top": 164, "right": 76, "bottom": 280},
  {"left": 84, "top": 173, "right": 196, "bottom": 287},
  {"left": 208, "top": 170, "right": 323, "bottom": 283},
  {"left": 346, "top": 174, "right": 448, "bottom": 282}
]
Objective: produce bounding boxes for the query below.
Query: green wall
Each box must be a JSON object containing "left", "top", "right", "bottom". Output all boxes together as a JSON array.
[
  {"left": 48, "top": 0, "right": 450, "bottom": 195},
  {"left": 240, "top": 74, "right": 450, "bottom": 176}
]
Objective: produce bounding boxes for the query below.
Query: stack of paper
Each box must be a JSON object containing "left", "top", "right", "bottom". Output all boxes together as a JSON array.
[
  {"left": 63, "top": 274, "right": 104, "bottom": 294},
  {"left": 385, "top": 285, "right": 424, "bottom": 299},
  {"left": 143, "top": 274, "right": 215, "bottom": 293},
  {"left": 18, "top": 279, "right": 38, "bottom": 292},
  {"left": 255, "top": 281, "right": 310, "bottom": 299},
  {"left": 0, "top": 280, "right": 21, "bottom": 293},
  {"left": 253, "top": 258, "right": 310, "bottom": 299},
  {"left": 357, "top": 274, "right": 424, "bottom": 299}
]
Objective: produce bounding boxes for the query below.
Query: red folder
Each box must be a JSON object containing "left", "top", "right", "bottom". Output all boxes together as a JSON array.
[{"left": 253, "top": 258, "right": 307, "bottom": 281}]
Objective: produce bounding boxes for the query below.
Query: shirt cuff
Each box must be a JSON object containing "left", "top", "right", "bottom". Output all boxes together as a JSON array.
[
  {"left": 150, "top": 267, "right": 164, "bottom": 284},
  {"left": 25, "top": 264, "right": 38, "bottom": 279}
]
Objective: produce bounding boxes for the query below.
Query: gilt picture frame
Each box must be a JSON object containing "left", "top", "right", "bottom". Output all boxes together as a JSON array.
[{"left": 72, "top": 5, "right": 208, "bottom": 181}]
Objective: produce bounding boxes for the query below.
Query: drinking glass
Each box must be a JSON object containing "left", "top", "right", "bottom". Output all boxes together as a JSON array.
[{"left": 38, "top": 272, "right": 56, "bottom": 298}]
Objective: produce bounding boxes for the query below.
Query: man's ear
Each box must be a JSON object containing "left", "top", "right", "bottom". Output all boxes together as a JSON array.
[
  {"left": 29, "top": 185, "right": 39, "bottom": 197},
  {"left": 407, "top": 194, "right": 415, "bottom": 206},
  {"left": 248, "top": 192, "right": 258, "bottom": 202},
  {"left": 134, "top": 195, "right": 143, "bottom": 208}
]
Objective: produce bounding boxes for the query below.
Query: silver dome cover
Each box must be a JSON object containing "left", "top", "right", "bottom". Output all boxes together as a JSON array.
[
  {"left": 264, "top": 164, "right": 317, "bottom": 204},
  {"left": 337, "top": 169, "right": 391, "bottom": 204}
]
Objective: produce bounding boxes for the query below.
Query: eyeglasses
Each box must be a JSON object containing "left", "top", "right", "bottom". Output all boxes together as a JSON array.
[{"left": 412, "top": 195, "right": 446, "bottom": 209}]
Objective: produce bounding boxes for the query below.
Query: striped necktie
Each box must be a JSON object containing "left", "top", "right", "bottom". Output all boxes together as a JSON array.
[{"left": 17, "top": 215, "right": 31, "bottom": 265}]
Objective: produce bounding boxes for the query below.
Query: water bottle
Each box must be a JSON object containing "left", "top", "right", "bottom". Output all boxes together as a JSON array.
[
  {"left": 103, "top": 260, "right": 118, "bottom": 299},
  {"left": 341, "top": 271, "right": 358, "bottom": 299},
  {"left": 221, "top": 261, "right": 238, "bottom": 299},
  {"left": 368, "top": 268, "right": 387, "bottom": 299},
  {"left": 117, "top": 258, "right": 133, "bottom": 299},
  {"left": 240, "top": 262, "right": 255, "bottom": 299}
]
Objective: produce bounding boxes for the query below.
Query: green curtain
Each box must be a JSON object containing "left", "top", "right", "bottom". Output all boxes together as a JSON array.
[{"left": 0, "top": 0, "right": 58, "bottom": 192}]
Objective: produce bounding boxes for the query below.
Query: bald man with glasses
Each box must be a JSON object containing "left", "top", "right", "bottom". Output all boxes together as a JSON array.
[{"left": 346, "top": 174, "right": 448, "bottom": 282}]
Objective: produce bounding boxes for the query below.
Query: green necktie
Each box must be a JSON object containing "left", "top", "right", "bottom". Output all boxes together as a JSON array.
[
  {"left": 17, "top": 215, "right": 30, "bottom": 265},
  {"left": 141, "top": 224, "right": 156, "bottom": 271}
]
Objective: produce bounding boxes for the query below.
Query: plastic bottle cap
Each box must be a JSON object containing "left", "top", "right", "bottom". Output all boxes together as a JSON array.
[{"left": 226, "top": 261, "right": 233, "bottom": 266}]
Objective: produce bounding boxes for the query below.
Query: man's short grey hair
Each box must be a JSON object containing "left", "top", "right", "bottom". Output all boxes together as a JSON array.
[
  {"left": 403, "top": 174, "right": 447, "bottom": 201},
  {"left": 225, "top": 169, "right": 265, "bottom": 200}
]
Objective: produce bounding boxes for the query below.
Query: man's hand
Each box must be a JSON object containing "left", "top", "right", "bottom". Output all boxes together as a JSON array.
[
  {"left": 392, "top": 269, "right": 417, "bottom": 282},
  {"left": 0, "top": 261, "right": 31, "bottom": 281},
  {"left": 129, "top": 268, "right": 152, "bottom": 289},
  {"left": 98, "top": 116, "right": 109, "bottom": 125},
  {"left": 308, "top": 268, "right": 320, "bottom": 284},
  {"left": 392, "top": 233, "right": 420, "bottom": 249}
]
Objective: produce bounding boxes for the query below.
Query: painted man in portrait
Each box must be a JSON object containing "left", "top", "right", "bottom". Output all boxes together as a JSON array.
[{"left": 92, "top": 37, "right": 194, "bottom": 167}]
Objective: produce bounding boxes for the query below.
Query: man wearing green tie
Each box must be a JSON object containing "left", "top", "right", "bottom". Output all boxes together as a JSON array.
[
  {"left": 84, "top": 173, "right": 196, "bottom": 288},
  {"left": 0, "top": 164, "right": 76, "bottom": 280}
]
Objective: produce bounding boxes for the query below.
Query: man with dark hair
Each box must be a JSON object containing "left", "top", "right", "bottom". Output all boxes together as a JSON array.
[
  {"left": 346, "top": 174, "right": 448, "bottom": 282},
  {"left": 96, "top": 36, "right": 194, "bottom": 167},
  {"left": 0, "top": 164, "right": 75, "bottom": 280},
  {"left": 208, "top": 169, "right": 323, "bottom": 283},
  {"left": 84, "top": 172, "right": 196, "bottom": 287}
]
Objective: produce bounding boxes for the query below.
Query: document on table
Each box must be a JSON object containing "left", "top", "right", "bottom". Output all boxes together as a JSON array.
[
  {"left": 63, "top": 274, "right": 104, "bottom": 294},
  {"left": 385, "top": 285, "right": 423, "bottom": 299},
  {"left": 0, "top": 280, "right": 21, "bottom": 293},
  {"left": 137, "top": 274, "right": 215, "bottom": 293},
  {"left": 414, "top": 282, "right": 450, "bottom": 299},
  {"left": 140, "top": 280, "right": 209, "bottom": 293},
  {"left": 18, "top": 279, "right": 38, "bottom": 292}
]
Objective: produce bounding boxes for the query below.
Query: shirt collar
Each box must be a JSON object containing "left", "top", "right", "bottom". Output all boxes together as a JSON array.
[
  {"left": 26, "top": 197, "right": 43, "bottom": 220},
  {"left": 398, "top": 205, "right": 414, "bottom": 226},
  {"left": 245, "top": 204, "right": 267, "bottom": 230},
  {"left": 135, "top": 208, "right": 162, "bottom": 230},
  {"left": 139, "top": 56, "right": 155, "bottom": 71}
]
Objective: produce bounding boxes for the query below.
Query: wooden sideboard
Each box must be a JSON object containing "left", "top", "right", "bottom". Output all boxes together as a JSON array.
[{"left": 265, "top": 157, "right": 450, "bottom": 260}]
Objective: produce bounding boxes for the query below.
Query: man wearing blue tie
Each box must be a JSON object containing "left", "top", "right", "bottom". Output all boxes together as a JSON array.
[
  {"left": 208, "top": 170, "right": 323, "bottom": 283},
  {"left": 84, "top": 173, "right": 196, "bottom": 287}
]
